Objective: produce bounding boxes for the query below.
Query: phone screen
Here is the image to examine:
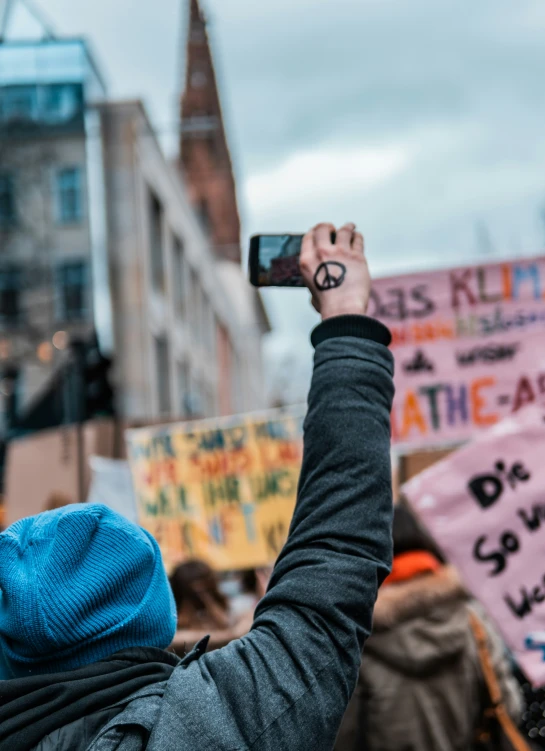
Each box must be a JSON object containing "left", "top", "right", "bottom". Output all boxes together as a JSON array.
[{"left": 249, "top": 234, "right": 304, "bottom": 287}]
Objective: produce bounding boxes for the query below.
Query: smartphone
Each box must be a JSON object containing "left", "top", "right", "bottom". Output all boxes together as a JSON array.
[{"left": 249, "top": 234, "right": 305, "bottom": 287}]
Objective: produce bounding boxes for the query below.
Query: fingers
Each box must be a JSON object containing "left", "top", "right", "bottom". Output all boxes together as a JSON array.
[
  {"left": 336, "top": 222, "right": 355, "bottom": 250},
  {"left": 300, "top": 222, "right": 363, "bottom": 290},
  {"left": 299, "top": 229, "right": 315, "bottom": 277},
  {"left": 352, "top": 231, "right": 364, "bottom": 255},
  {"left": 313, "top": 222, "right": 336, "bottom": 249}
]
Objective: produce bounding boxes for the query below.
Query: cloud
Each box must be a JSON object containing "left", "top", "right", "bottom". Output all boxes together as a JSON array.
[
  {"left": 244, "top": 143, "right": 411, "bottom": 223},
  {"left": 31, "top": 0, "right": 545, "bottom": 270},
  {"left": 11, "top": 0, "right": 545, "bottom": 401}
]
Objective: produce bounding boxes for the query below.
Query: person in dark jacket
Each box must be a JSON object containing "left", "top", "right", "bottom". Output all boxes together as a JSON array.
[
  {"left": 0, "top": 221, "right": 395, "bottom": 751},
  {"left": 335, "top": 505, "right": 523, "bottom": 751}
]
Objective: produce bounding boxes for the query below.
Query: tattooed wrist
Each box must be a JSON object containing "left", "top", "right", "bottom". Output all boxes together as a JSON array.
[{"left": 313, "top": 262, "right": 347, "bottom": 291}]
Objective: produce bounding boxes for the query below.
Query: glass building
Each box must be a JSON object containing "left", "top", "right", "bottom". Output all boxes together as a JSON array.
[
  {"left": 0, "top": 38, "right": 106, "bottom": 131},
  {"left": 0, "top": 38, "right": 112, "bottom": 425}
]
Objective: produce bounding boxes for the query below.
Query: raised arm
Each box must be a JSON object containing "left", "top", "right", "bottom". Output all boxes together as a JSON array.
[{"left": 154, "top": 223, "right": 395, "bottom": 750}]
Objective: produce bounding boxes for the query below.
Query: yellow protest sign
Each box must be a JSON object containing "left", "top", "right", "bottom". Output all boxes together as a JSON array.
[{"left": 126, "top": 407, "right": 305, "bottom": 572}]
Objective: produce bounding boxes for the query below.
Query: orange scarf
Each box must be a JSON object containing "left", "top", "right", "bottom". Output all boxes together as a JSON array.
[{"left": 383, "top": 551, "right": 440, "bottom": 587}]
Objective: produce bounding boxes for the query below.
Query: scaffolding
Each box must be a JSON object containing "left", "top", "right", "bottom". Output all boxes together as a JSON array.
[{"left": 0, "top": 0, "right": 56, "bottom": 43}]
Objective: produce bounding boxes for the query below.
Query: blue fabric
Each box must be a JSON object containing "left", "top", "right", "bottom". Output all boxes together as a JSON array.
[{"left": 0, "top": 504, "right": 176, "bottom": 679}]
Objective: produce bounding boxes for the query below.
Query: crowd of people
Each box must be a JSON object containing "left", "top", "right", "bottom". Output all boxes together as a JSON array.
[
  {"left": 168, "top": 509, "right": 539, "bottom": 750},
  {"left": 0, "top": 221, "right": 542, "bottom": 750}
]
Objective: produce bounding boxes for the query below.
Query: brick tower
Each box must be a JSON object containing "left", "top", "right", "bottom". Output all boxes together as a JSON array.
[{"left": 179, "top": 0, "right": 241, "bottom": 264}]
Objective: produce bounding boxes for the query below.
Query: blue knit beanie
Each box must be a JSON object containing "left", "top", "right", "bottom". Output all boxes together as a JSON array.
[{"left": 0, "top": 504, "right": 177, "bottom": 679}]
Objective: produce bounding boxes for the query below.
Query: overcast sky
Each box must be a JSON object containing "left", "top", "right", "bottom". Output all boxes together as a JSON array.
[{"left": 10, "top": 0, "right": 545, "bottom": 400}]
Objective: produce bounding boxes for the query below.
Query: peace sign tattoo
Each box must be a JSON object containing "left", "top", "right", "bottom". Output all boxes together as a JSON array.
[{"left": 313, "top": 261, "right": 347, "bottom": 291}]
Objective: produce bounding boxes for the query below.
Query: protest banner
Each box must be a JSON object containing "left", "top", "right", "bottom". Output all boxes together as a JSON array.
[
  {"left": 87, "top": 456, "right": 138, "bottom": 523},
  {"left": 370, "top": 255, "right": 545, "bottom": 447},
  {"left": 403, "top": 404, "right": 545, "bottom": 685},
  {"left": 126, "top": 407, "right": 305, "bottom": 572}
]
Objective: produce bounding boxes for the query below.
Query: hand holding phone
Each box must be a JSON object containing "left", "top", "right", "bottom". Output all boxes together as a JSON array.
[
  {"left": 299, "top": 222, "right": 370, "bottom": 321},
  {"left": 249, "top": 223, "right": 369, "bottom": 320},
  {"left": 249, "top": 234, "right": 305, "bottom": 287}
]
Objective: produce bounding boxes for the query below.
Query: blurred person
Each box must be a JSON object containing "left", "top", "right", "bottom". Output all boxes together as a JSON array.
[
  {"left": 0, "top": 222, "right": 395, "bottom": 750},
  {"left": 44, "top": 491, "right": 74, "bottom": 512},
  {"left": 243, "top": 567, "right": 273, "bottom": 599},
  {"left": 169, "top": 559, "right": 250, "bottom": 652},
  {"left": 239, "top": 568, "right": 260, "bottom": 608},
  {"left": 226, "top": 567, "right": 273, "bottom": 620},
  {"left": 335, "top": 505, "right": 523, "bottom": 751},
  {"left": 254, "top": 566, "right": 272, "bottom": 597},
  {"left": 170, "top": 566, "right": 255, "bottom": 653},
  {"left": 170, "top": 559, "right": 231, "bottom": 631}
]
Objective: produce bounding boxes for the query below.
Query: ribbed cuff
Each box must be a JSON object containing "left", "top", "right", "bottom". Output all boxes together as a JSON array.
[{"left": 311, "top": 314, "right": 392, "bottom": 349}]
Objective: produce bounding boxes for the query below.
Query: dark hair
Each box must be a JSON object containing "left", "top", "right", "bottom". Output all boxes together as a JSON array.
[
  {"left": 169, "top": 559, "right": 228, "bottom": 613},
  {"left": 241, "top": 569, "right": 258, "bottom": 595},
  {"left": 44, "top": 492, "right": 74, "bottom": 512},
  {"left": 393, "top": 504, "right": 445, "bottom": 561}
]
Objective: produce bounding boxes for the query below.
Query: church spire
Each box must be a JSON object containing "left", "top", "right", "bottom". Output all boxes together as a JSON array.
[{"left": 179, "top": 0, "right": 241, "bottom": 264}]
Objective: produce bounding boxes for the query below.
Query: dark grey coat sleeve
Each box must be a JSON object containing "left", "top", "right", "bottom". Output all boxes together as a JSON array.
[{"left": 153, "top": 333, "right": 395, "bottom": 751}]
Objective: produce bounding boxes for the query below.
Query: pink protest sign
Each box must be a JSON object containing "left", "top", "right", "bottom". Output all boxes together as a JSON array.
[
  {"left": 369, "top": 255, "right": 545, "bottom": 447},
  {"left": 403, "top": 404, "right": 545, "bottom": 685}
]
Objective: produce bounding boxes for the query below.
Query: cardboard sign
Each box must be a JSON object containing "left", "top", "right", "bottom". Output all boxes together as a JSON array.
[
  {"left": 126, "top": 408, "right": 305, "bottom": 572},
  {"left": 87, "top": 456, "right": 138, "bottom": 524},
  {"left": 403, "top": 404, "right": 545, "bottom": 685},
  {"left": 370, "top": 256, "right": 545, "bottom": 447}
]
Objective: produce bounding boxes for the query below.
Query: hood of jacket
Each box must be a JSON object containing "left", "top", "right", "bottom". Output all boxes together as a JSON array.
[
  {"left": 365, "top": 565, "right": 469, "bottom": 677},
  {"left": 0, "top": 647, "right": 179, "bottom": 751}
]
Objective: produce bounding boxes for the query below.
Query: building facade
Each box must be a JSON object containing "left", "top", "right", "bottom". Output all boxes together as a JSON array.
[
  {"left": 0, "top": 36, "right": 269, "bottom": 426},
  {"left": 0, "top": 39, "right": 104, "bottom": 421},
  {"left": 100, "top": 98, "right": 267, "bottom": 419}
]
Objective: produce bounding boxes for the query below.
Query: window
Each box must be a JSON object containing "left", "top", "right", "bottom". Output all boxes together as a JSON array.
[
  {"left": 197, "top": 199, "right": 211, "bottom": 234},
  {"left": 177, "top": 361, "right": 189, "bottom": 416},
  {"left": 0, "top": 174, "right": 16, "bottom": 227},
  {"left": 0, "top": 267, "right": 22, "bottom": 325},
  {"left": 172, "top": 236, "right": 186, "bottom": 316},
  {"left": 181, "top": 115, "right": 218, "bottom": 136},
  {"left": 202, "top": 295, "right": 214, "bottom": 354},
  {"left": 0, "top": 86, "right": 36, "bottom": 124},
  {"left": 55, "top": 261, "right": 89, "bottom": 322},
  {"left": 56, "top": 167, "right": 83, "bottom": 224},
  {"left": 190, "top": 70, "right": 207, "bottom": 88},
  {"left": 0, "top": 84, "right": 84, "bottom": 127},
  {"left": 188, "top": 372, "right": 204, "bottom": 417},
  {"left": 42, "top": 84, "right": 83, "bottom": 122},
  {"left": 149, "top": 191, "right": 165, "bottom": 292},
  {"left": 190, "top": 21, "right": 206, "bottom": 43},
  {"left": 155, "top": 336, "right": 171, "bottom": 415},
  {"left": 189, "top": 269, "right": 201, "bottom": 342},
  {"left": 44, "top": 85, "right": 65, "bottom": 116}
]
